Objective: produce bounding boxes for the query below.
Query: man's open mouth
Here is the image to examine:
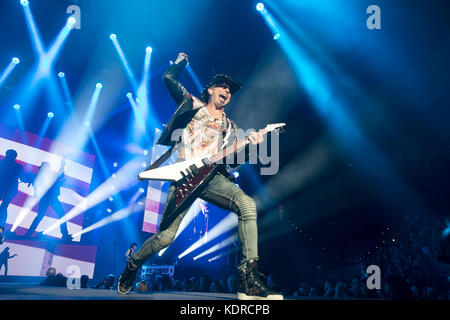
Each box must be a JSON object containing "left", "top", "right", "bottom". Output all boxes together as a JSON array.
[{"left": 219, "top": 94, "right": 227, "bottom": 102}]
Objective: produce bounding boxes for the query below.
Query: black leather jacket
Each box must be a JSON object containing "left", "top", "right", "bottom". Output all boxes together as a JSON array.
[{"left": 158, "top": 55, "right": 207, "bottom": 146}]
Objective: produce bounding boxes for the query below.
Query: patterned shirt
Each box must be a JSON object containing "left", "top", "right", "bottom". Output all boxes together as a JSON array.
[{"left": 180, "top": 105, "right": 230, "bottom": 160}]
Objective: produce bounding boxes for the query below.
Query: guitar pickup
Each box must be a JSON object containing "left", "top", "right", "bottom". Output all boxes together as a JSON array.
[
  {"left": 189, "top": 165, "right": 200, "bottom": 175},
  {"left": 202, "top": 158, "right": 213, "bottom": 167}
]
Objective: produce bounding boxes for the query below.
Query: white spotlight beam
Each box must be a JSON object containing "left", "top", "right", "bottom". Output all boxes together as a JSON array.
[
  {"left": 83, "top": 83, "right": 103, "bottom": 124},
  {"left": 11, "top": 83, "right": 103, "bottom": 231},
  {"left": 110, "top": 34, "right": 138, "bottom": 90},
  {"left": 21, "top": 4, "right": 45, "bottom": 55},
  {"left": 193, "top": 234, "right": 238, "bottom": 261},
  {"left": 126, "top": 93, "right": 146, "bottom": 131},
  {"left": 57, "top": 72, "right": 74, "bottom": 111},
  {"left": 0, "top": 58, "right": 20, "bottom": 88},
  {"left": 72, "top": 202, "right": 144, "bottom": 238},
  {"left": 43, "top": 156, "right": 143, "bottom": 235},
  {"left": 178, "top": 212, "right": 238, "bottom": 259},
  {"left": 29, "top": 17, "right": 76, "bottom": 86},
  {"left": 208, "top": 247, "right": 238, "bottom": 263},
  {"left": 157, "top": 199, "right": 207, "bottom": 256}
]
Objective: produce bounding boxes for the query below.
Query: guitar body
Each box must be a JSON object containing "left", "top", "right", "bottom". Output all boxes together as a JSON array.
[
  {"left": 138, "top": 157, "right": 206, "bottom": 182},
  {"left": 161, "top": 164, "right": 218, "bottom": 227},
  {"left": 172, "top": 164, "right": 218, "bottom": 215},
  {"left": 138, "top": 156, "right": 218, "bottom": 221}
]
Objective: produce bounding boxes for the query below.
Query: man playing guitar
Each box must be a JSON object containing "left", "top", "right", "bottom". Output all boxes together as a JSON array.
[{"left": 118, "top": 53, "right": 283, "bottom": 300}]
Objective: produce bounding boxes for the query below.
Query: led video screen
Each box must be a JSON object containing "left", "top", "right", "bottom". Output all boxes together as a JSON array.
[{"left": 0, "top": 123, "right": 95, "bottom": 241}]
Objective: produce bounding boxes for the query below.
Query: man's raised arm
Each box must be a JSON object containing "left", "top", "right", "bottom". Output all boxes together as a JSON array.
[{"left": 163, "top": 53, "right": 190, "bottom": 106}]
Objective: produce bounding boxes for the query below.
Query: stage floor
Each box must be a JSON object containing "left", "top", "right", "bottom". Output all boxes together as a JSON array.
[
  {"left": 0, "top": 283, "right": 242, "bottom": 300},
  {"left": 0, "top": 283, "right": 328, "bottom": 300},
  {"left": 0, "top": 284, "right": 374, "bottom": 300}
]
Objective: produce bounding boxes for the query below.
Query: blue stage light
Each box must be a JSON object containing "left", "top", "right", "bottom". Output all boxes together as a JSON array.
[
  {"left": 96, "top": 82, "right": 102, "bottom": 89},
  {"left": 47, "top": 112, "right": 54, "bottom": 118},
  {"left": 13, "top": 104, "right": 21, "bottom": 110},
  {"left": 186, "top": 64, "right": 203, "bottom": 94},
  {"left": 143, "top": 149, "right": 148, "bottom": 155},
  {"left": 58, "top": 72, "right": 65, "bottom": 77},
  {"left": 113, "top": 162, "right": 118, "bottom": 168},
  {"left": 20, "top": 0, "right": 29, "bottom": 7},
  {"left": 84, "top": 121, "right": 91, "bottom": 126},
  {"left": 110, "top": 34, "right": 138, "bottom": 90},
  {"left": 1, "top": 59, "right": 20, "bottom": 88},
  {"left": 233, "top": 171, "right": 239, "bottom": 178},
  {"left": 146, "top": 46, "right": 152, "bottom": 53},
  {"left": 67, "top": 17, "right": 76, "bottom": 26},
  {"left": 256, "top": 3, "right": 280, "bottom": 41},
  {"left": 126, "top": 92, "right": 133, "bottom": 98}
]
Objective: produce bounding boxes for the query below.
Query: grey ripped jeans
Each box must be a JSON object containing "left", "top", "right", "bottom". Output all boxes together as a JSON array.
[{"left": 130, "top": 172, "right": 258, "bottom": 272}]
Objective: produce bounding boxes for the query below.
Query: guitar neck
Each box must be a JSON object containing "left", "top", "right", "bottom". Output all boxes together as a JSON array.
[{"left": 208, "top": 128, "right": 268, "bottom": 164}]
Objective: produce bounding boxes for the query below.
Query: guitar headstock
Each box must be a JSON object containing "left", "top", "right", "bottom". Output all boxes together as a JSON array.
[{"left": 264, "top": 123, "right": 286, "bottom": 134}]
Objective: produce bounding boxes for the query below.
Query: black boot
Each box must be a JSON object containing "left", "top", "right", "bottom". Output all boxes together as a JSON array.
[
  {"left": 117, "top": 261, "right": 138, "bottom": 294},
  {"left": 237, "top": 260, "right": 283, "bottom": 300}
]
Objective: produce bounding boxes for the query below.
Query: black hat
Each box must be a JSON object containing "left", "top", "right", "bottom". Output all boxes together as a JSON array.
[{"left": 200, "top": 74, "right": 242, "bottom": 103}]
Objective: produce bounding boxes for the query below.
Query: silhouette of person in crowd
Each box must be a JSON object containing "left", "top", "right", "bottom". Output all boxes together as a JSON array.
[
  {"left": 80, "top": 275, "right": 89, "bottom": 288},
  {"left": 0, "top": 247, "right": 18, "bottom": 276},
  {"left": 126, "top": 243, "right": 137, "bottom": 262},
  {"left": 40, "top": 267, "right": 57, "bottom": 286},
  {"left": 26, "top": 160, "right": 72, "bottom": 240},
  {"left": 95, "top": 274, "right": 115, "bottom": 289},
  {"left": 0, "top": 149, "right": 33, "bottom": 228}
]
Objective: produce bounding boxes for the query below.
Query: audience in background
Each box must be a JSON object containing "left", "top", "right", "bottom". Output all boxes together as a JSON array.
[
  {"left": 80, "top": 275, "right": 89, "bottom": 288},
  {"left": 137, "top": 280, "right": 148, "bottom": 292},
  {"left": 286, "top": 213, "right": 448, "bottom": 299},
  {"left": 40, "top": 268, "right": 68, "bottom": 287},
  {"left": 95, "top": 274, "right": 115, "bottom": 289}
]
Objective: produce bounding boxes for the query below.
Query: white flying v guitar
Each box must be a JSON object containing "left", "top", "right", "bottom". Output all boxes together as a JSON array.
[{"left": 138, "top": 123, "right": 286, "bottom": 218}]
